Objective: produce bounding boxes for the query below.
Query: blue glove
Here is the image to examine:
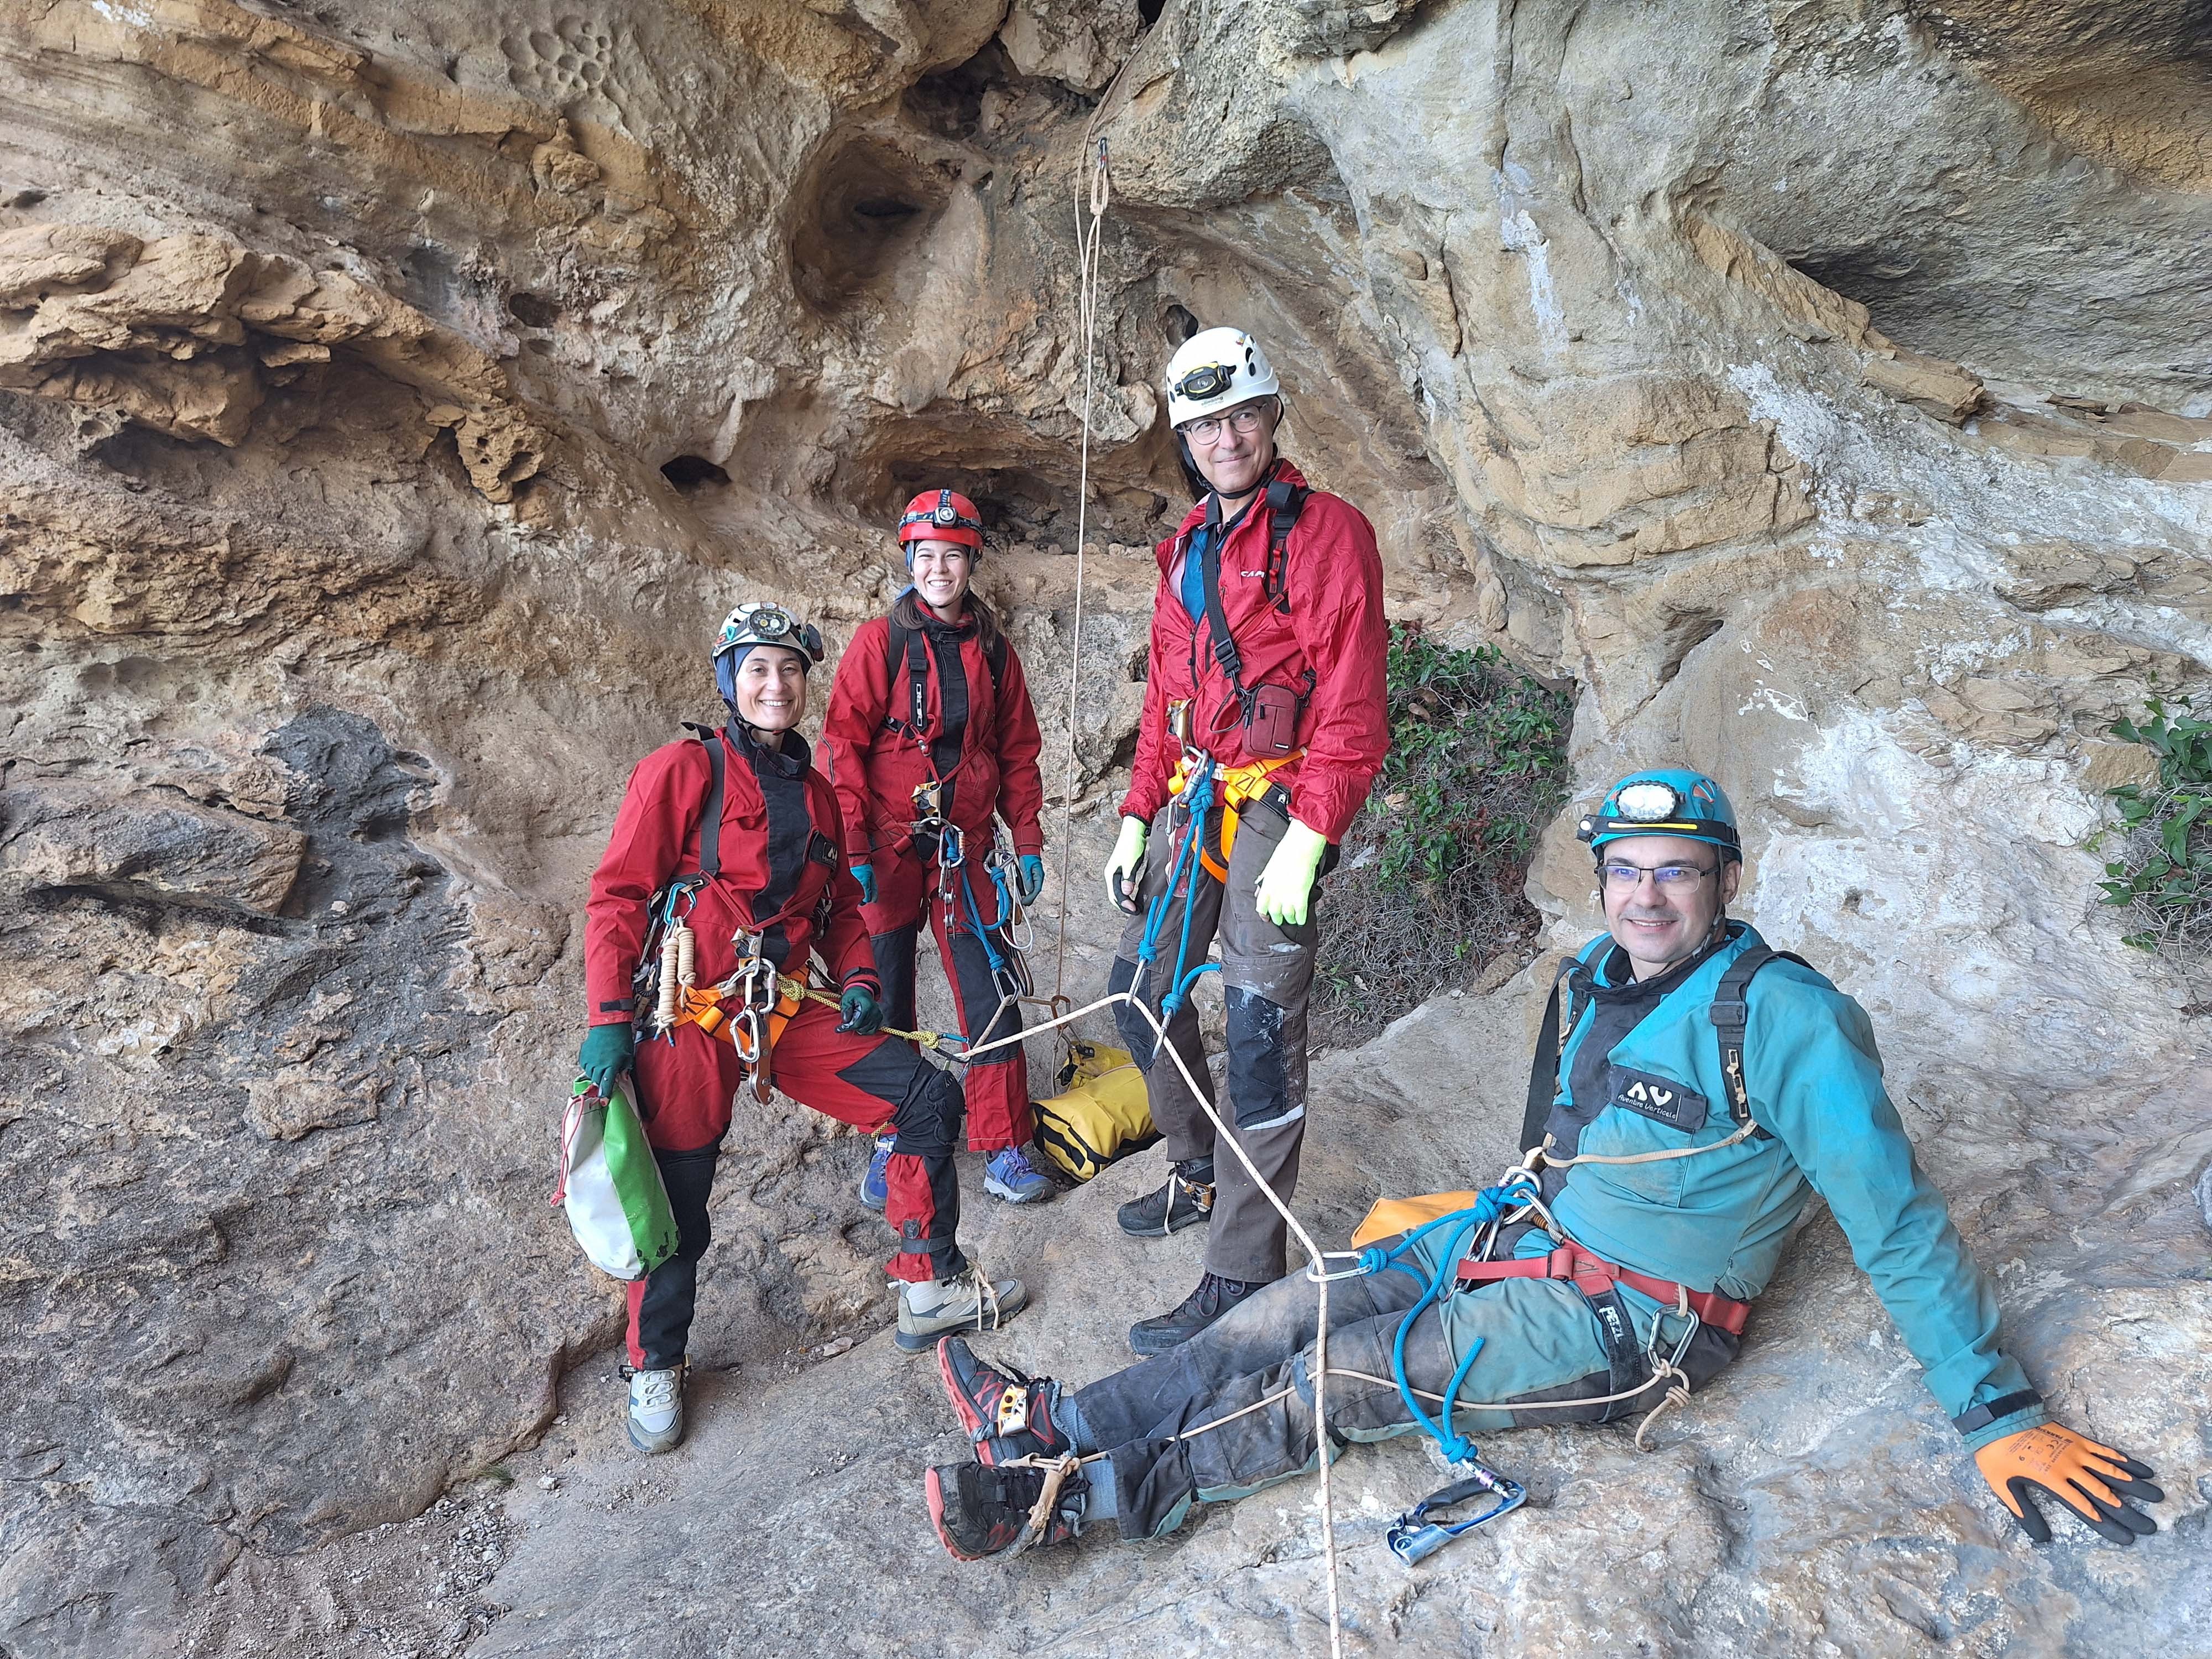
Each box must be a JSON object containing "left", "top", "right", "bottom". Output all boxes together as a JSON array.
[
  {"left": 578, "top": 1021, "right": 633, "bottom": 1097},
  {"left": 1017, "top": 854, "right": 1045, "bottom": 905},
  {"left": 852, "top": 861, "right": 878, "bottom": 905},
  {"left": 837, "top": 983, "right": 884, "bottom": 1036}
]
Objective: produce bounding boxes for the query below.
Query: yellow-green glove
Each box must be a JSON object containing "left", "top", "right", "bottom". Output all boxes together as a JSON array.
[
  {"left": 1105, "top": 815, "right": 1148, "bottom": 914},
  {"left": 1255, "top": 818, "right": 1329, "bottom": 926}
]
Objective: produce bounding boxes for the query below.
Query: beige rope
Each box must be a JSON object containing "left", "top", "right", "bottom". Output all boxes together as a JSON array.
[{"left": 1050, "top": 138, "right": 1112, "bottom": 1014}]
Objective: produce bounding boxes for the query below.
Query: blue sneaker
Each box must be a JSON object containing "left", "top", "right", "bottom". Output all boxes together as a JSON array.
[
  {"left": 860, "top": 1132, "right": 895, "bottom": 1210},
  {"left": 984, "top": 1145, "right": 1056, "bottom": 1206}
]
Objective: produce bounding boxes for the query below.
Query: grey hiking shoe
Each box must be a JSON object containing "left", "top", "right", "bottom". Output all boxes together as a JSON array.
[
  {"left": 1117, "top": 1159, "right": 1214, "bottom": 1238},
  {"left": 896, "top": 1266, "right": 1028, "bottom": 1354},
  {"left": 624, "top": 1362, "right": 685, "bottom": 1454}
]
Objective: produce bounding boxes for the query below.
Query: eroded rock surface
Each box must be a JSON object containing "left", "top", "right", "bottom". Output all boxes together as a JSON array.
[{"left": 1, "top": 1, "right": 2207, "bottom": 1654}]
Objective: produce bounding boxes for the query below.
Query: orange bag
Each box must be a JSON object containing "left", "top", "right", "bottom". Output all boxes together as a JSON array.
[{"left": 1350, "top": 1190, "right": 1489, "bottom": 1248}]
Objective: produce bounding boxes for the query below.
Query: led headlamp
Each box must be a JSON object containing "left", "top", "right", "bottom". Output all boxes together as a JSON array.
[
  {"left": 716, "top": 603, "right": 825, "bottom": 665},
  {"left": 1577, "top": 778, "right": 1739, "bottom": 853},
  {"left": 1172, "top": 362, "right": 1236, "bottom": 403}
]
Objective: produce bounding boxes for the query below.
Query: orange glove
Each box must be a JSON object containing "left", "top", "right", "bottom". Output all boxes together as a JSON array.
[{"left": 1974, "top": 1423, "right": 2162, "bottom": 1545}]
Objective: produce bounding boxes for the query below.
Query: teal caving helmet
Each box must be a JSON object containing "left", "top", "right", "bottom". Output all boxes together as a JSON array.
[{"left": 1577, "top": 769, "right": 1741, "bottom": 862}]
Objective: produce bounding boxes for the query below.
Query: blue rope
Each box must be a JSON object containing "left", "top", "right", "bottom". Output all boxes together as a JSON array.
[
  {"left": 1362, "top": 1181, "right": 1537, "bottom": 1465},
  {"left": 1135, "top": 766, "right": 1217, "bottom": 1027},
  {"left": 956, "top": 861, "right": 1011, "bottom": 978}
]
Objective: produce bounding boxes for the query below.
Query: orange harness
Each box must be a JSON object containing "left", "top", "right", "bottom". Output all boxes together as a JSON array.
[
  {"left": 663, "top": 974, "right": 804, "bottom": 1103},
  {"left": 1167, "top": 751, "right": 1302, "bottom": 881}
]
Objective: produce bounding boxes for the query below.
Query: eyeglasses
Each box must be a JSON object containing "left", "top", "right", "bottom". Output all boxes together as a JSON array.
[
  {"left": 1182, "top": 404, "right": 1270, "bottom": 445},
  {"left": 1599, "top": 862, "right": 1718, "bottom": 890}
]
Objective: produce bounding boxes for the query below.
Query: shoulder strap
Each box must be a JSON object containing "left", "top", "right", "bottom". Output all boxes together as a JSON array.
[
  {"left": 1708, "top": 946, "right": 1812, "bottom": 1138},
  {"left": 983, "top": 628, "right": 1008, "bottom": 697},
  {"left": 883, "top": 615, "right": 931, "bottom": 735},
  {"left": 680, "top": 723, "right": 727, "bottom": 878},
  {"left": 1197, "top": 499, "right": 1247, "bottom": 691},
  {"left": 1518, "top": 953, "right": 1594, "bottom": 1155},
  {"left": 1262, "top": 477, "right": 1310, "bottom": 614}
]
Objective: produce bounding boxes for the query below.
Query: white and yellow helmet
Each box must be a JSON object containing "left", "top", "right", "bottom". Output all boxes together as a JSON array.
[{"left": 1164, "top": 326, "right": 1281, "bottom": 429}]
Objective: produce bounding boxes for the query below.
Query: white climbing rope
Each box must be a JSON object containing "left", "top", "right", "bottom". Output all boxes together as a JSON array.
[
  {"left": 1031, "top": 139, "right": 1347, "bottom": 1659},
  {"left": 1050, "top": 138, "right": 1113, "bottom": 1017}
]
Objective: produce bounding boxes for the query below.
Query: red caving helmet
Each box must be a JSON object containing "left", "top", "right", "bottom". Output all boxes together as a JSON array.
[{"left": 896, "top": 488, "right": 984, "bottom": 551}]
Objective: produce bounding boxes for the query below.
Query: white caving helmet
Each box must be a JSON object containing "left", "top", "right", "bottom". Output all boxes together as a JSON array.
[{"left": 1164, "top": 327, "right": 1281, "bottom": 429}]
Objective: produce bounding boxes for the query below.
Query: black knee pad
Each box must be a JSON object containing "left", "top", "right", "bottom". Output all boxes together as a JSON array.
[
  {"left": 890, "top": 1065, "right": 963, "bottom": 1159},
  {"left": 1224, "top": 987, "right": 1292, "bottom": 1129}
]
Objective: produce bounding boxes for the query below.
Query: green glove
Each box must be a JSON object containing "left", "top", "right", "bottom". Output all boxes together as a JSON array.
[
  {"left": 578, "top": 1021, "right": 634, "bottom": 1098},
  {"left": 838, "top": 982, "right": 884, "bottom": 1036},
  {"left": 1105, "top": 815, "right": 1148, "bottom": 914},
  {"left": 1254, "top": 819, "right": 1329, "bottom": 927}
]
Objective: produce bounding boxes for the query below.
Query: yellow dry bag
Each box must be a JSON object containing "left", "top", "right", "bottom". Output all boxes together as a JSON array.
[{"left": 1032, "top": 1041, "right": 1160, "bottom": 1182}]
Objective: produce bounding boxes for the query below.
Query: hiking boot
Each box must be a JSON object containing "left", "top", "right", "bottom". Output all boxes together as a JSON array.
[
  {"left": 860, "top": 1131, "right": 895, "bottom": 1211},
  {"left": 896, "top": 1265, "right": 1029, "bottom": 1354},
  {"left": 937, "top": 1335, "right": 1070, "bottom": 1466},
  {"left": 983, "top": 1145, "right": 1057, "bottom": 1206},
  {"left": 924, "top": 1458, "right": 1087, "bottom": 1561},
  {"left": 1117, "top": 1159, "right": 1214, "bottom": 1238},
  {"left": 623, "top": 1362, "right": 685, "bottom": 1454},
  {"left": 1128, "top": 1272, "right": 1265, "bottom": 1357}
]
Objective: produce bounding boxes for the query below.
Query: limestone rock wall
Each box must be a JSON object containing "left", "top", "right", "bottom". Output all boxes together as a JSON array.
[{"left": 1, "top": 1, "right": 2208, "bottom": 1653}]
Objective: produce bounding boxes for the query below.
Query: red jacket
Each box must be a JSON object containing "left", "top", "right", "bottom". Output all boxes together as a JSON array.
[
  {"left": 819, "top": 610, "right": 1046, "bottom": 863},
  {"left": 585, "top": 726, "right": 875, "bottom": 1026},
  {"left": 1121, "top": 463, "right": 1389, "bottom": 843}
]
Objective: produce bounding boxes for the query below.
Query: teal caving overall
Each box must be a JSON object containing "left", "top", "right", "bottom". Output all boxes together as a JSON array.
[{"left": 1053, "top": 921, "right": 2049, "bottom": 1543}]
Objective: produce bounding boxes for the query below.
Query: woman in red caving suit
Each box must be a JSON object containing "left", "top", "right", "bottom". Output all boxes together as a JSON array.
[
  {"left": 578, "top": 600, "right": 1027, "bottom": 1457},
  {"left": 821, "top": 491, "right": 1056, "bottom": 1209}
]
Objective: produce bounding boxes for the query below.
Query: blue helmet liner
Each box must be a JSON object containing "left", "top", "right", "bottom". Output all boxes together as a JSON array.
[{"left": 1577, "top": 769, "right": 1741, "bottom": 860}]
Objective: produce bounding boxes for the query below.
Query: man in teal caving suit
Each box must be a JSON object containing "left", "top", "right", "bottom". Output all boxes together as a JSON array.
[{"left": 916, "top": 769, "right": 2166, "bottom": 1560}]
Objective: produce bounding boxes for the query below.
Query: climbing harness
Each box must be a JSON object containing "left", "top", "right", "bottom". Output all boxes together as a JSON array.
[{"left": 1168, "top": 748, "right": 1301, "bottom": 883}]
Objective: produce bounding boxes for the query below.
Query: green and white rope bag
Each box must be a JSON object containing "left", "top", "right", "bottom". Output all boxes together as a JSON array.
[{"left": 552, "top": 1077, "right": 679, "bottom": 1280}]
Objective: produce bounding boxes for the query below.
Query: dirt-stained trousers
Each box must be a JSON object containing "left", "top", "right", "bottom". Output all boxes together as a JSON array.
[
  {"left": 1067, "top": 1225, "right": 1740, "bottom": 1540},
  {"left": 624, "top": 998, "right": 967, "bottom": 1371},
  {"left": 1109, "top": 794, "right": 1316, "bottom": 1285}
]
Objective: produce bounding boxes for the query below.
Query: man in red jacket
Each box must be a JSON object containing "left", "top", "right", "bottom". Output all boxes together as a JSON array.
[
  {"left": 579, "top": 601, "right": 1025, "bottom": 1455},
  {"left": 1102, "top": 327, "right": 1389, "bottom": 1354}
]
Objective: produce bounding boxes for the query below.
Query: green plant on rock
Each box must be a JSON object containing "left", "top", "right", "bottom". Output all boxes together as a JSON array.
[
  {"left": 1313, "top": 623, "right": 1572, "bottom": 1046},
  {"left": 2095, "top": 696, "right": 2212, "bottom": 958}
]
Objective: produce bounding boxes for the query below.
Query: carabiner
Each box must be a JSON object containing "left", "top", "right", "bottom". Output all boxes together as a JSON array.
[
  {"left": 1385, "top": 1463, "right": 1527, "bottom": 1567},
  {"left": 1303, "top": 1251, "right": 1373, "bottom": 1285}
]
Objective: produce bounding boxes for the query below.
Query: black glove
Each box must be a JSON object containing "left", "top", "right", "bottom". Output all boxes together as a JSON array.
[{"left": 837, "top": 983, "right": 884, "bottom": 1036}]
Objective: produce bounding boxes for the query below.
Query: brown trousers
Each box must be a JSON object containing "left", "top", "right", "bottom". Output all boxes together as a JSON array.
[{"left": 1109, "top": 795, "right": 1318, "bottom": 1284}]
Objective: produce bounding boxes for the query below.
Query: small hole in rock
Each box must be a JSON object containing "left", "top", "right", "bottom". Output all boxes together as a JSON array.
[
  {"left": 853, "top": 197, "right": 921, "bottom": 222},
  {"left": 1162, "top": 302, "right": 1201, "bottom": 345},
  {"left": 661, "top": 455, "right": 731, "bottom": 491},
  {"left": 508, "top": 291, "right": 560, "bottom": 328}
]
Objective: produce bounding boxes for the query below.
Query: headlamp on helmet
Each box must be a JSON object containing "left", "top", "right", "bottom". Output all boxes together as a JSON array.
[
  {"left": 896, "top": 488, "right": 984, "bottom": 551},
  {"left": 1577, "top": 769, "right": 1741, "bottom": 860},
  {"left": 713, "top": 601, "right": 825, "bottom": 670}
]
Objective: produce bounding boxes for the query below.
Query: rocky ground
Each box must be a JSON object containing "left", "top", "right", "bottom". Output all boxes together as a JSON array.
[{"left": 153, "top": 969, "right": 2212, "bottom": 1657}]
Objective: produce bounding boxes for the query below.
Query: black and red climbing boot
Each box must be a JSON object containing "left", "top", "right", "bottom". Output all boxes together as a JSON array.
[
  {"left": 937, "top": 1336, "right": 1070, "bottom": 1467},
  {"left": 925, "top": 1459, "right": 1087, "bottom": 1562}
]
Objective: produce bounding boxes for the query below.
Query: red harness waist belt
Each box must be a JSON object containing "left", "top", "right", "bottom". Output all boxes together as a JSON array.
[{"left": 1455, "top": 1240, "right": 1751, "bottom": 1337}]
